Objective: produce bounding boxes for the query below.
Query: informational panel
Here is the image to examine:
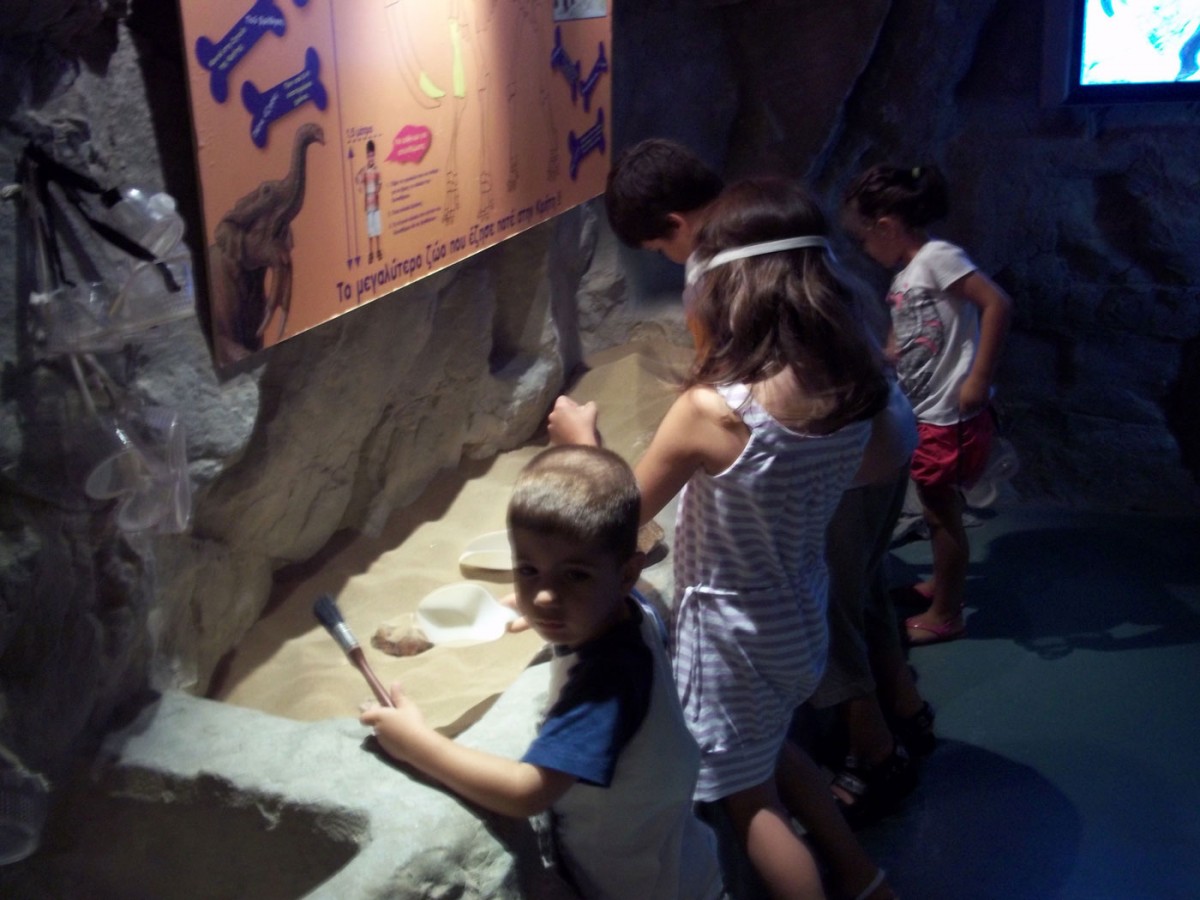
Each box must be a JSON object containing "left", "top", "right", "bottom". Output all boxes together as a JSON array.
[{"left": 178, "top": 1, "right": 611, "bottom": 367}]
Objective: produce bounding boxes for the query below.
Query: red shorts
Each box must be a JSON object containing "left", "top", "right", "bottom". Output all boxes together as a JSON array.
[{"left": 910, "top": 410, "right": 996, "bottom": 490}]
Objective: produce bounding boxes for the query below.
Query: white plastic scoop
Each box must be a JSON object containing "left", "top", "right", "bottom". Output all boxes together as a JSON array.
[
  {"left": 457, "top": 530, "right": 513, "bottom": 572},
  {"left": 415, "top": 583, "right": 517, "bottom": 646}
]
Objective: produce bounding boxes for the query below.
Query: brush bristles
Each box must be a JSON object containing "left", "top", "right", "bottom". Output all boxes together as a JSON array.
[
  {"left": 313, "top": 593, "right": 343, "bottom": 628},
  {"left": 313, "top": 593, "right": 359, "bottom": 654}
]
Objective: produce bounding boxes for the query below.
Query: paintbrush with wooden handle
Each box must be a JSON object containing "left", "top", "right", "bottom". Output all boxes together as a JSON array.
[{"left": 313, "top": 593, "right": 394, "bottom": 707}]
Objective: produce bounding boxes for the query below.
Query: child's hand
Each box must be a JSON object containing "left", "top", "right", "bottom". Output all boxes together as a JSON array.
[
  {"left": 360, "top": 683, "right": 428, "bottom": 763},
  {"left": 547, "top": 395, "right": 601, "bottom": 446},
  {"left": 499, "top": 592, "right": 532, "bottom": 633}
]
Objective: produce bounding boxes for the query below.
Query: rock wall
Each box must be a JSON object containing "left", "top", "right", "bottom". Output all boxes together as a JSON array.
[
  {"left": 813, "top": 0, "right": 1200, "bottom": 512},
  {"left": 3, "top": 0, "right": 1198, "bottom": 817}
]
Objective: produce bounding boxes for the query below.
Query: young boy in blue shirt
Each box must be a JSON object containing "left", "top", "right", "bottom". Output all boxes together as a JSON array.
[{"left": 361, "top": 445, "right": 722, "bottom": 899}]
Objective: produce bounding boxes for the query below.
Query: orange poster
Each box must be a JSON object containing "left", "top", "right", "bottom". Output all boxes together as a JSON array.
[{"left": 178, "top": 0, "right": 612, "bottom": 368}]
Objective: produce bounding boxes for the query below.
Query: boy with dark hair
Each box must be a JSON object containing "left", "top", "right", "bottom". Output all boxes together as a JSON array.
[
  {"left": 604, "top": 138, "right": 724, "bottom": 262},
  {"left": 362, "top": 445, "right": 723, "bottom": 899}
]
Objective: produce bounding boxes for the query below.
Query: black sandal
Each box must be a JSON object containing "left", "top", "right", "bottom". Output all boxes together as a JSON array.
[
  {"left": 831, "top": 743, "right": 918, "bottom": 827},
  {"left": 892, "top": 701, "right": 937, "bottom": 758}
]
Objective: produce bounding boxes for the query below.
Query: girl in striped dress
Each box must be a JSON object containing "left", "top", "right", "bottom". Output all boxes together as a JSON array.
[{"left": 550, "top": 177, "right": 892, "bottom": 899}]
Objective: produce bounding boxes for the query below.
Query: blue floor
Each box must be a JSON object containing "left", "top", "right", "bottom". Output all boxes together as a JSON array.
[{"left": 860, "top": 504, "right": 1200, "bottom": 900}]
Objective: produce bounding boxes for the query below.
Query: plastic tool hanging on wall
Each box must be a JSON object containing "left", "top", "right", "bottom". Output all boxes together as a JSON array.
[
  {"left": 21, "top": 143, "right": 195, "bottom": 355},
  {"left": 14, "top": 146, "right": 194, "bottom": 535},
  {"left": 73, "top": 365, "right": 193, "bottom": 536}
]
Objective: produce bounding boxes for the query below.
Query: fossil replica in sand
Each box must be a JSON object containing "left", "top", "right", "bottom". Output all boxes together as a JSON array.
[{"left": 209, "top": 122, "right": 324, "bottom": 365}]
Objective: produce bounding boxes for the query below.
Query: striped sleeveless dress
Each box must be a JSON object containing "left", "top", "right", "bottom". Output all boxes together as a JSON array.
[{"left": 671, "top": 383, "right": 871, "bottom": 802}]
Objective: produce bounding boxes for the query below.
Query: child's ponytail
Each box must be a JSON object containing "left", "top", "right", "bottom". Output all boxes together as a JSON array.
[{"left": 844, "top": 162, "right": 949, "bottom": 228}]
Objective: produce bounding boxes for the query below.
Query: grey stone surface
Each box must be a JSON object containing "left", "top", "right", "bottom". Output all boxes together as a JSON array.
[{"left": 0, "top": 665, "right": 579, "bottom": 898}]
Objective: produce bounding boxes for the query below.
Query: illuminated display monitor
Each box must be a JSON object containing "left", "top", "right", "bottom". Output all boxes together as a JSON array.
[{"left": 1047, "top": 0, "right": 1200, "bottom": 102}]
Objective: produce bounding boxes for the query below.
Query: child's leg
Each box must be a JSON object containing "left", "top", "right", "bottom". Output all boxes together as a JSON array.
[
  {"left": 907, "top": 412, "right": 993, "bottom": 613},
  {"left": 843, "top": 472, "right": 916, "bottom": 760},
  {"left": 723, "top": 777, "right": 826, "bottom": 900},
  {"left": 863, "top": 513, "right": 931, "bottom": 726},
  {"left": 839, "top": 695, "right": 895, "bottom": 764},
  {"left": 814, "top": 483, "right": 891, "bottom": 764},
  {"left": 775, "top": 743, "right": 895, "bottom": 899},
  {"left": 870, "top": 637, "right": 927, "bottom": 723},
  {"left": 911, "top": 481, "right": 968, "bottom": 628}
]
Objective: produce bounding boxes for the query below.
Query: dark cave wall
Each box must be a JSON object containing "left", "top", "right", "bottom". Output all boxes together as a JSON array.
[
  {"left": 619, "top": 0, "right": 1200, "bottom": 512},
  {"left": 843, "top": 0, "right": 1200, "bottom": 511}
]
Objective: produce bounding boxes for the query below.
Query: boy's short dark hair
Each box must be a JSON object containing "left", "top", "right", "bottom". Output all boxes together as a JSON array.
[
  {"left": 508, "top": 445, "right": 641, "bottom": 562},
  {"left": 604, "top": 138, "right": 724, "bottom": 247}
]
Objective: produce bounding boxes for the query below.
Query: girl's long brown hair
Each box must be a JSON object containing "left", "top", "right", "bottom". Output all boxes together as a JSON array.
[{"left": 685, "top": 177, "right": 888, "bottom": 432}]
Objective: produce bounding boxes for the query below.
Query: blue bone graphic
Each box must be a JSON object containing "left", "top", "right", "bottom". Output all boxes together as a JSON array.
[
  {"left": 550, "top": 27, "right": 581, "bottom": 104},
  {"left": 579, "top": 42, "right": 607, "bottom": 112},
  {"left": 243, "top": 47, "right": 328, "bottom": 149},
  {"left": 567, "top": 107, "right": 605, "bottom": 180},
  {"left": 194, "top": 0, "right": 287, "bottom": 104}
]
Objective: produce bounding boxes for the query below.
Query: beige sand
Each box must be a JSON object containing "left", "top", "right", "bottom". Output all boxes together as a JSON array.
[{"left": 209, "top": 339, "right": 691, "bottom": 733}]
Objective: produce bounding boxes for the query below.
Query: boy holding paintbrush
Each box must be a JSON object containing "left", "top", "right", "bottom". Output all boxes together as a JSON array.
[{"left": 361, "top": 445, "right": 722, "bottom": 899}]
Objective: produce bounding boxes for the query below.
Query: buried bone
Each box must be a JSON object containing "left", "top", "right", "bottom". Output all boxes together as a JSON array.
[{"left": 372, "top": 616, "right": 433, "bottom": 657}]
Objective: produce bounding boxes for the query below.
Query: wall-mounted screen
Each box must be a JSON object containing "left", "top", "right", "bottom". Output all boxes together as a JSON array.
[{"left": 1047, "top": 0, "right": 1200, "bottom": 103}]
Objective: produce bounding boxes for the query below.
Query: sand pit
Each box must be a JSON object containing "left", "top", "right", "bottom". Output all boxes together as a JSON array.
[{"left": 208, "top": 339, "right": 691, "bottom": 733}]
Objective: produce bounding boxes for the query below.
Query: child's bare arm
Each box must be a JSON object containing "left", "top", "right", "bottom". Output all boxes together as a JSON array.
[
  {"left": 548, "top": 394, "right": 686, "bottom": 520},
  {"left": 950, "top": 271, "right": 1012, "bottom": 415},
  {"left": 547, "top": 387, "right": 743, "bottom": 523},
  {"left": 635, "top": 387, "right": 745, "bottom": 522},
  {"left": 361, "top": 684, "right": 574, "bottom": 817}
]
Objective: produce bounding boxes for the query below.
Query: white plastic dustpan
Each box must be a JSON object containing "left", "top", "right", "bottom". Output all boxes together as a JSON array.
[
  {"left": 458, "top": 530, "right": 512, "bottom": 571},
  {"left": 415, "top": 582, "right": 517, "bottom": 646}
]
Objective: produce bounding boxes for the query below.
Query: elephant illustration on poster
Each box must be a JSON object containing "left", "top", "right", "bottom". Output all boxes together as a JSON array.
[{"left": 209, "top": 122, "right": 325, "bottom": 364}]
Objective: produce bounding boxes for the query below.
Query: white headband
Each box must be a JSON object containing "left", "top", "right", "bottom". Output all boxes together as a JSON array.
[{"left": 685, "top": 236, "right": 829, "bottom": 286}]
